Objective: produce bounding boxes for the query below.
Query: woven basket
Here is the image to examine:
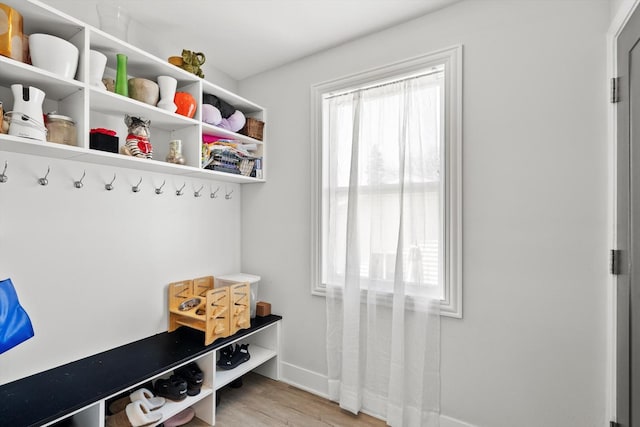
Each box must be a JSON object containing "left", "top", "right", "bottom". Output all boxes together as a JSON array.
[{"left": 240, "top": 118, "right": 264, "bottom": 141}]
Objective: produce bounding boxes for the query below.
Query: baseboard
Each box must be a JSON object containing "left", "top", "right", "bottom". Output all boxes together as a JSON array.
[
  {"left": 279, "top": 362, "right": 477, "bottom": 427},
  {"left": 441, "top": 414, "right": 478, "bottom": 427},
  {"left": 280, "top": 361, "right": 330, "bottom": 399}
]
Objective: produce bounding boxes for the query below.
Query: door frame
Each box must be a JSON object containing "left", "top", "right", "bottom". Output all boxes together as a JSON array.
[{"left": 610, "top": 0, "right": 640, "bottom": 423}]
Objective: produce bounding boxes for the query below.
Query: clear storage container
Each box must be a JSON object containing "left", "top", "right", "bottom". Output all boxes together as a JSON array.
[{"left": 215, "top": 273, "right": 261, "bottom": 318}]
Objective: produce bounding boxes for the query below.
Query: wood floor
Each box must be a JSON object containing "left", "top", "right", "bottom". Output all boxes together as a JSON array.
[{"left": 201, "top": 372, "right": 386, "bottom": 426}]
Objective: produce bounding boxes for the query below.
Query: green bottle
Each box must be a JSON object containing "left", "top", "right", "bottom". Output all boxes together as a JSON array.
[{"left": 115, "top": 53, "right": 128, "bottom": 96}]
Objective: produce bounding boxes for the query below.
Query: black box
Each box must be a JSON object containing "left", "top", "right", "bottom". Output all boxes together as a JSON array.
[{"left": 90, "top": 133, "right": 119, "bottom": 153}]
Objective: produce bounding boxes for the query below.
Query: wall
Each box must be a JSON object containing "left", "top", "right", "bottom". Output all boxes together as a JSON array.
[
  {"left": 0, "top": 151, "right": 242, "bottom": 384},
  {"left": 38, "top": 0, "right": 238, "bottom": 93},
  {"left": 239, "top": 1, "right": 609, "bottom": 426}
]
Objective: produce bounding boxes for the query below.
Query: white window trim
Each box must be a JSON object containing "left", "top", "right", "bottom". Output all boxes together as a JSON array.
[{"left": 310, "top": 45, "right": 463, "bottom": 318}]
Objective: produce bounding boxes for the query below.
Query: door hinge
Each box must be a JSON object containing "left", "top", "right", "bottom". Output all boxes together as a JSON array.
[
  {"left": 611, "top": 77, "right": 620, "bottom": 103},
  {"left": 610, "top": 421, "right": 620, "bottom": 427},
  {"left": 611, "top": 249, "right": 622, "bottom": 275}
]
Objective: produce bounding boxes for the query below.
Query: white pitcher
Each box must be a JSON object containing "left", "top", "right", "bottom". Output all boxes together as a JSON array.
[{"left": 8, "top": 84, "right": 47, "bottom": 141}]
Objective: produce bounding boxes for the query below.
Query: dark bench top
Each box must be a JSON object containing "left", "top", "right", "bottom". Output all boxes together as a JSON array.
[{"left": 0, "top": 315, "right": 282, "bottom": 427}]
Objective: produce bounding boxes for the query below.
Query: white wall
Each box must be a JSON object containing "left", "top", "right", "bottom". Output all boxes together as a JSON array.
[
  {"left": 239, "top": 1, "right": 610, "bottom": 426},
  {"left": 0, "top": 151, "right": 242, "bottom": 384},
  {"left": 38, "top": 0, "right": 239, "bottom": 93}
]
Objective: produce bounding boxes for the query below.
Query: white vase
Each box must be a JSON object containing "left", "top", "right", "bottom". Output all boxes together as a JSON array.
[
  {"left": 157, "top": 75, "right": 177, "bottom": 113},
  {"left": 89, "top": 50, "right": 107, "bottom": 90}
]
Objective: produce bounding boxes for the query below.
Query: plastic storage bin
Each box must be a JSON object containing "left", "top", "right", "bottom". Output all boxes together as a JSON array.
[{"left": 215, "top": 273, "right": 260, "bottom": 318}]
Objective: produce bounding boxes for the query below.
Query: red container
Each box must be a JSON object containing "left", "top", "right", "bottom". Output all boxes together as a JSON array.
[{"left": 174, "top": 92, "right": 196, "bottom": 118}]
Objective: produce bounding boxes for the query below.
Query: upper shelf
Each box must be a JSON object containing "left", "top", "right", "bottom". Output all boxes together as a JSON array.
[
  {"left": 0, "top": 134, "right": 264, "bottom": 184},
  {"left": 0, "top": 0, "right": 266, "bottom": 184},
  {"left": 0, "top": 56, "right": 84, "bottom": 100}
]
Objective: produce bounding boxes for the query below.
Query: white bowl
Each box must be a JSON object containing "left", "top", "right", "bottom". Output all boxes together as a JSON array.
[{"left": 29, "top": 33, "right": 79, "bottom": 79}]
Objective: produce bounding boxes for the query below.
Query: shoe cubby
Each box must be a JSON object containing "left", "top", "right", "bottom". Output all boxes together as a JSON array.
[
  {"left": 1, "top": 315, "right": 282, "bottom": 426},
  {"left": 0, "top": 0, "right": 266, "bottom": 184},
  {"left": 103, "top": 352, "right": 215, "bottom": 427}
]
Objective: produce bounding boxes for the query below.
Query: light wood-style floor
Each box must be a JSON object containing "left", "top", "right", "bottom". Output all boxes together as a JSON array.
[{"left": 187, "top": 372, "right": 387, "bottom": 426}]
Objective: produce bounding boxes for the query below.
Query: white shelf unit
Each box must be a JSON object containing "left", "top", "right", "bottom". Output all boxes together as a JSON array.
[
  {"left": 0, "top": 0, "right": 266, "bottom": 184},
  {"left": 40, "top": 318, "right": 281, "bottom": 427}
]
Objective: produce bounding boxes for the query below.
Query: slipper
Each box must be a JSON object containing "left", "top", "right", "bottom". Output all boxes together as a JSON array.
[
  {"left": 105, "top": 401, "right": 162, "bottom": 427},
  {"left": 109, "top": 388, "right": 165, "bottom": 414},
  {"left": 162, "top": 406, "right": 195, "bottom": 427},
  {"left": 154, "top": 375, "right": 188, "bottom": 401}
]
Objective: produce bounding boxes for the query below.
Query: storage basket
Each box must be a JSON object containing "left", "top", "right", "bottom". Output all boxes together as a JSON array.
[{"left": 240, "top": 118, "right": 264, "bottom": 141}]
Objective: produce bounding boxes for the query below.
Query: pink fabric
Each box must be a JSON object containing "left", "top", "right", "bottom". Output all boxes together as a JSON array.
[{"left": 163, "top": 406, "right": 195, "bottom": 427}]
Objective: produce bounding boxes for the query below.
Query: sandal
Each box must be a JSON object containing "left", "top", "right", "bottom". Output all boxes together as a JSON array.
[
  {"left": 108, "top": 387, "right": 165, "bottom": 415},
  {"left": 105, "top": 400, "right": 162, "bottom": 427},
  {"left": 154, "top": 375, "right": 188, "bottom": 401},
  {"left": 162, "top": 406, "right": 195, "bottom": 427}
]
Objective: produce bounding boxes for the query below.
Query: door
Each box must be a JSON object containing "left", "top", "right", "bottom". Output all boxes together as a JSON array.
[{"left": 618, "top": 6, "right": 640, "bottom": 427}]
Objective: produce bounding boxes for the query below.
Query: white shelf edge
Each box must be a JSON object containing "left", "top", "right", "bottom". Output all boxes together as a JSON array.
[
  {"left": 0, "top": 135, "right": 264, "bottom": 184},
  {"left": 201, "top": 123, "right": 264, "bottom": 146},
  {"left": 215, "top": 345, "right": 277, "bottom": 390},
  {"left": 201, "top": 80, "right": 264, "bottom": 113},
  {"left": 89, "top": 88, "right": 200, "bottom": 129}
]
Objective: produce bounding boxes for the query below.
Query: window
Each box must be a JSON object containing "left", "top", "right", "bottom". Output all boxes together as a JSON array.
[{"left": 310, "top": 46, "right": 462, "bottom": 317}]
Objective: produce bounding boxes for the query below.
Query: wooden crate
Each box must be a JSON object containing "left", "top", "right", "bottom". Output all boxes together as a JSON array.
[
  {"left": 229, "top": 282, "right": 250, "bottom": 335},
  {"left": 168, "top": 276, "right": 230, "bottom": 345},
  {"left": 168, "top": 276, "right": 250, "bottom": 345}
]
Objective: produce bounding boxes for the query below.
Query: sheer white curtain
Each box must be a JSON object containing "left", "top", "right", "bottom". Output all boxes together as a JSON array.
[{"left": 324, "top": 73, "right": 441, "bottom": 427}]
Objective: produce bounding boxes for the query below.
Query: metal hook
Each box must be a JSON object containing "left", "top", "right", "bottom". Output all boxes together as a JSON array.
[
  {"left": 210, "top": 186, "right": 220, "bottom": 199},
  {"left": 0, "top": 161, "right": 7, "bottom": 183},
  {"left": 105, "top": 174, "right": 116, "bottom": 191},
  {"left": 155, "top": 180, "right": 166, "bottom": 195},
  {"left": 176, "top": 182, "right": 186, "bottom": 196},
  {"left": 74, "top": 170, "right": 86, "bottom": 189},
  {"left": 194, "top": 185, "right": 203, "bottom": 198},
  {"left": 225, "top": 188, "right": 233, "bottom": 200},
  {"left": 132, "top": 177, "right": 142, "bottom": 193},
  {"left": 38, "top": 166, "right": 50, "bottom": 186}
]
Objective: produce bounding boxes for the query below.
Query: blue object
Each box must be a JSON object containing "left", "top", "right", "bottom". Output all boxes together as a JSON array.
[{"left": 0, "top": 278, "right": 34, "bottom": 354}]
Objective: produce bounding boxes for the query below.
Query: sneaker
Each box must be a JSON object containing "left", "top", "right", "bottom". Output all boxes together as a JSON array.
[
  {"left": 175, "top": 362, "right": 204, "bottom": 396},
  {"left": 216, "top": 345, "right": 235, "bottom": 370},
  {"left": 154, "top": 375, "right": 188, "bottom": 401},
  {"left": 217, "top": 343, "right": 250, "bottom": 370}
]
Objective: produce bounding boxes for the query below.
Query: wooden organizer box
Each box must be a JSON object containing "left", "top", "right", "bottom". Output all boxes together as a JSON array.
[{"left": 168, "top": 276, "right": 250, "bottom": 345}]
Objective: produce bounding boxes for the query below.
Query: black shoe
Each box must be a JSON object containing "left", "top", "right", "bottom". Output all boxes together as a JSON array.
[
  {"left": 217, "top": 343, "right": 250, "bottom": 370},
  {"left": 236, "top": 343, "right": 250, "bottom": 365},
  {"left": 217, "top": 344, "right": 235, "bottom": 370},
  {"left": 175, "top": 362, "right": 204, "bottom": 396},
  {"left": 154, "top": 375, "right": 188, "bottom": 401}
]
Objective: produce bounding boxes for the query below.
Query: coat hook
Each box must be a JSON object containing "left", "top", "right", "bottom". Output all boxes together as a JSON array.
[
  {"left": 0, "top": 161, "right": 7, "bottom": 183},
  {"left": 74, "top": 170, "right": 86, "bottom": 189},
  {"left": 210, "top": 186, "right": 220, "bottom": 199},
  {"left": 176, "top": 182, "right": 186, "bottom": 196},
  {"left": 105, "top": 174, "right": 116, "bottom": 191},
  {"left": 225, "top": 188, "right": 233, "bottom": 200},
  {"left": 155, "top": 180, "right": 166, "bottom": 195},
  {"left": 132, "top": 177, "right": 142, "bottom": 193},
  {"left": 194, "top": 185, "right": 203, "bottom": 198},
  {"left": 38, "top": 166, "right": 50, "bottom": 186}
]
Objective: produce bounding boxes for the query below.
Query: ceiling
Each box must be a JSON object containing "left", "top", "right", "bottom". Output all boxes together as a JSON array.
[{"left": 39, "top": 0, "right": 460, "bottom": 81}]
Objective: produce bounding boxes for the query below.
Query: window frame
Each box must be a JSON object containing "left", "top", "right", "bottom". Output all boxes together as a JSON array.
[{"left": 310, "top": 45, "right": 463, "bottom": 318}]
